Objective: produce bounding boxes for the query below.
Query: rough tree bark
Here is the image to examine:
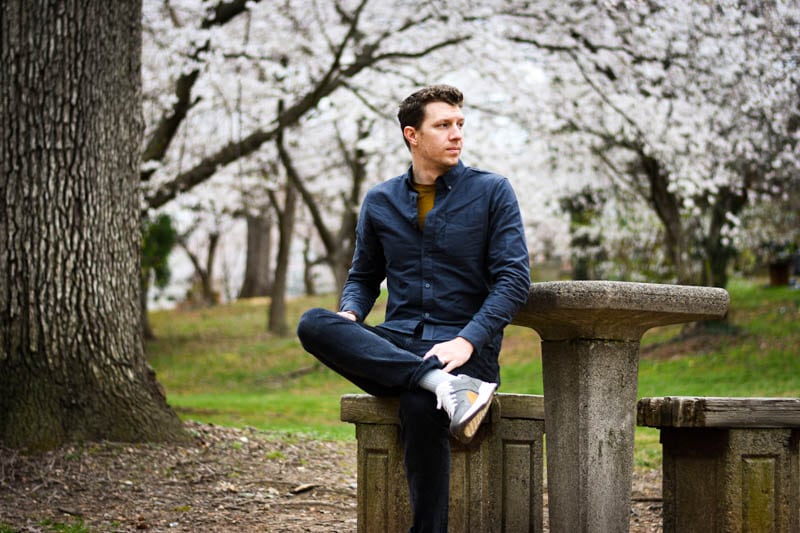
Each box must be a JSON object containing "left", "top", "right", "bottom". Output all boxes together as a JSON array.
[{"left": 0, "top": 0, "right": 187, "bottom": 450}]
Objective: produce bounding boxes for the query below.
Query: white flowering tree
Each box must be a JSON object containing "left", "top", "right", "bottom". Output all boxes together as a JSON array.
[
  {"left": 140, "top": 0, "right": 474, "bottom": 207},
  {"left": 140, "top": 0, "right": 799, "bottom": 317},
  {"left": 138, "top": 0, "right": 521, "bottom": 330},
  {"left": 502, "top": 0, "right": 799, "bottom": 287}
]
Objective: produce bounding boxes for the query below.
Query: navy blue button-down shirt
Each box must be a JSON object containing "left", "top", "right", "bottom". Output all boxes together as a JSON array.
[{"left": 340, "top": 160, "right": 530, "bottom": 374}]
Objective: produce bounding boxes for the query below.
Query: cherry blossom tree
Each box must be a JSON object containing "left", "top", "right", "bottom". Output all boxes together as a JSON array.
[
  {"left": 501, "top": 0, "right": 799, "bottom": 286},
  {"left": 140, "top": 0, "right": 799, "bottom": 309},
  {"left": 139, "top": 0, "right": 486, "bottom": 319}
]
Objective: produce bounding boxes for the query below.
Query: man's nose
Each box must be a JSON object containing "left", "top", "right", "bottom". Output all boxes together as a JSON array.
[{"left": 449, "top": 125, "right": 463, "bottom": 139}]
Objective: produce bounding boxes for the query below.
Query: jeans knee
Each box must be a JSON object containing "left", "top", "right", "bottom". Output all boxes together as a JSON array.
[{"left": 296, "top": 307, "right": 328, "bottom": 342}]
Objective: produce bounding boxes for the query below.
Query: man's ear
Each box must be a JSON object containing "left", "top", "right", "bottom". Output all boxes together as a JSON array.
[{"left": 403, "top": 126, "right": 418, "bottom": 148}]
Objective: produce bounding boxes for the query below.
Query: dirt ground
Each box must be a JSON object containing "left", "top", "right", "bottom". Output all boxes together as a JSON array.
[{"left": 1, "top": 421, "right": 662, "bottom": 532}]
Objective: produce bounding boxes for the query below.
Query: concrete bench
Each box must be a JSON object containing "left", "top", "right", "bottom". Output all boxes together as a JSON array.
[
  {"left": 637, "top": 396, "right": 800, "bottom": 532},
  {"left": 340, "top": 393, "right": 545, "bottom": 533}
]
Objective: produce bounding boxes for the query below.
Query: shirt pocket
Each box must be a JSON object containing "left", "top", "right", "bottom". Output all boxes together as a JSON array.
[{"left": 440, "top": 209, "right": 487, "bottom": 259}]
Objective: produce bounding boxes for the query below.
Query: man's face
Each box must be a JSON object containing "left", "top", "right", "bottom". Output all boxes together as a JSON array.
[{"left": 405, "top": 101, "right": 464, "bottom": 174}]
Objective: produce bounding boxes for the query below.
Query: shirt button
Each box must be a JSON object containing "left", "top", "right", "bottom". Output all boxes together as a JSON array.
[{"left": 424, "top": 282, "right": 431, "bottom": 288}]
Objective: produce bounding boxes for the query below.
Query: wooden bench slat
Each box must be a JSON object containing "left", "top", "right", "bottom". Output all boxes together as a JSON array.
[{"left": 637, "top": 396, "right": 800, "bottom": 428}]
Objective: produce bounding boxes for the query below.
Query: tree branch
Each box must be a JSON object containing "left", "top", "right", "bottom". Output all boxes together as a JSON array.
[
  {"left": 144, "top": 24, "right": 469, "bottom": 210},
  {"left": 276, "top": 131, "right": 337, "bottom": 255},
  {"left": 141, "top": 0, "right": 263, "bottom": 181}
]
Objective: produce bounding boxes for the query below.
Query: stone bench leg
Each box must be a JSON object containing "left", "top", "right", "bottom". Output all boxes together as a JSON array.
[
  {"left": 341, "top": 393, "right": 545, "bottom": 533},
  {"left": 638, "top": 396, "right": 800, "bottom": 533}
]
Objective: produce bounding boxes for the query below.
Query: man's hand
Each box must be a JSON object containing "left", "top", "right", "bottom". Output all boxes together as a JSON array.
[
  {"left": 424, "top": 337, "right": 474, "bottom": 373},
  {"left": 337, "top": 310, "right": 358, "bottom": 321}
]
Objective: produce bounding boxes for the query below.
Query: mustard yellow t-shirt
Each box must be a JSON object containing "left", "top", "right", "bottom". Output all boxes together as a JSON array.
[{"left": 413, "top": 182, "right": 436, "bottom": 230}]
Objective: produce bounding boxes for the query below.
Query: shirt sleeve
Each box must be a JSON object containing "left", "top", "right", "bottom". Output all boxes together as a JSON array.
[
  {"left": 457, "top": 178, "right": 530, "bottom": 352},
  {"left": 338, "top": 194, "right": 386, "bottom": 321}
]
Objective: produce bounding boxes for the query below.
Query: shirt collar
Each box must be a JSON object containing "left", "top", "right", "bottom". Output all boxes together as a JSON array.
[{"left": 404, "top": 160, "right": 466, "bottom": 190}]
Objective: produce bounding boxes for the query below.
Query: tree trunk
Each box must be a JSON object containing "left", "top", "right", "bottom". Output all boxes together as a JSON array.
[
  {"left": 638, "top": 152, "right": 690, "bottom": 283},
  {"left": 0, "top": 0, "right": 187, "bottom": 450},
  {"left": 141, "top": 274, "right": 156, "bottom": 341},
  {"left": 700, "top": 188, "right": 745, "bottom": 289},
  {"left": 302, "top": 236, "right": 318, "bottom": 296},
  {"left": 268, "top": 183, "right": 298, "bottom": 337},
  {"left": 238, "top": 210, "right": 273, "bottom": 298},
  {"left": 178, "top": 230, "right": 220, "bottom": 307},
  {"left": 204, "top": 231, "right": 220, "bottom": 305}
]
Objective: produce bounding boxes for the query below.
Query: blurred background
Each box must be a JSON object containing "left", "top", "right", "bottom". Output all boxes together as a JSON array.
[{"left": 139, "top": 0, "right": 799, "bottom": 335}]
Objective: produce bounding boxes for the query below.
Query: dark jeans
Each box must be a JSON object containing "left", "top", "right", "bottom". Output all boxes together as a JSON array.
[{"left": 297, "top": 308, "right": 462, "bottom": 533}]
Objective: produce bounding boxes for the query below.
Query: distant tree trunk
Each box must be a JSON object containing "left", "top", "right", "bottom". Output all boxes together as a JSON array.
[
  {"left": 700, "top": 188, "right": 746, "bottom": 289},
  {"left": 285, "top": 119, "right": 370, "bottom": 296},
  {"left": 270, "top": 125, "right": 300, "bottom": 335},
  {"left": 268, "top": 182, "right": 297, "bottom": 336},
  {"left": 0, "top": 0, "right": 187, "bottom": 450},
  {"left": 636, "top": 151, "right": 690, "bottom": 284},
  {"left": 178, "top": 230, "right": 220, "bottom": 306},
  {"left": 302, "top": 236, "right": 318, "bottom": 296},
  {"left": 238, "top": 210, "right": 272, "bottom": 298}
]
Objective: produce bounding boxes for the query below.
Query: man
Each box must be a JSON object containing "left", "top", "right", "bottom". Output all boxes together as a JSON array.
[{"left": 297, "top": 85, "right": 530, "bottom": 532}]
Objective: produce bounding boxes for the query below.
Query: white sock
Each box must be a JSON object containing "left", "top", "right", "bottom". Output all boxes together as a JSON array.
[{"left": 417, "top": 369, "right": 457, "bottom": 393}]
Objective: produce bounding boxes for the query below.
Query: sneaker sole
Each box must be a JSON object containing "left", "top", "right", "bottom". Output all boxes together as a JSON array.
[{"left": 451, "top": 382, "right": 497, "bottom": 443}]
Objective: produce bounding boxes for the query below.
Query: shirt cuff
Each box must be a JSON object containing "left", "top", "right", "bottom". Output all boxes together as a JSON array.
[{"left": 457, "top": 321, "right": 490, "bottom": 354}]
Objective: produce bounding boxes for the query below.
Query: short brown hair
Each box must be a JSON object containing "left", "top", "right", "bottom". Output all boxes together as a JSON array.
[{"left": 398, "top": 85, "right": 463, "bottom": 148}]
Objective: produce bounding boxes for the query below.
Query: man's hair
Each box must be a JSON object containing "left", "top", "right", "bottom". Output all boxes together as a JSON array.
[{"left": 397, "top": 85, "right": 463, "bottom": 148}]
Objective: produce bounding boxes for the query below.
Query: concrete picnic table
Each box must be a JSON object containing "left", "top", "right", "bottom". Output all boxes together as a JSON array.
[{"left": 512, "top": 281, "right": 729, "bottom": 532}]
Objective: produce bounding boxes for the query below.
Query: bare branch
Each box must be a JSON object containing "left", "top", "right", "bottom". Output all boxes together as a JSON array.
[
  {"left": 276, "top": 133, "right": 337, "bottom": 256},
  {"left": 145, "top": 24, "right": 469, "bottom": 210},
  {"left": 141, "top": 0, "right": 263, "bottom": 181},
  {"left": 371, "top": 36, "right": 472, "bottom": 62}
]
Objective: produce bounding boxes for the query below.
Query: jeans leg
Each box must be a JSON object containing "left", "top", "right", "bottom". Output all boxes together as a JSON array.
[
  {"left": 296, "top": 308, "right": 442, "bottom": 396},
  {"left": 298, "top": 308, "right": 451, "bottom": 531},
  {"left": 399, "top": 389, "right": 451, "bottom": 533}
]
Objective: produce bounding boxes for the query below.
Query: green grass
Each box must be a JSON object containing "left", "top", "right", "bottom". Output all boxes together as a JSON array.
[
  {"left": 147, "top": 276, "right": 800, "bottom": 468},
  {"left": 637, "top": 279, "right": 800, "bottom": 399}
]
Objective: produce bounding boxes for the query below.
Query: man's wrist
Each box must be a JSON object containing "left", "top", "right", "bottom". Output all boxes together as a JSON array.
[
  {"left": 456, "top": 336, "right": 475, "bottom": 352},
  {"left": 340, "top": 310, "right": 359, "bottom": 321}
]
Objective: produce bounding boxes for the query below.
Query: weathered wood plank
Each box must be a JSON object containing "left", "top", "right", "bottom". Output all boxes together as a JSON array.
[{"left": 637, "top": 396, "right": 800, "bottom": 428}]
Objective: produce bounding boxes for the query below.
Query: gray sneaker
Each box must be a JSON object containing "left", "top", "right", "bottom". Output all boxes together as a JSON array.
[{"left": 435, "top": 375, "right": 497, "bottom": 443}]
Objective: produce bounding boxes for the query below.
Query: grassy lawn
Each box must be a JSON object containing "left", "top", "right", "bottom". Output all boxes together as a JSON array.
[{"left": 147, "top": 277, "right": 800, "bottom": 467}]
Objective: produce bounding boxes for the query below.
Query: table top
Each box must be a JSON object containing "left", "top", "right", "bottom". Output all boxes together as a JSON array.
[{"left": 513, "top": 281, "right": 730, "bottom": 341}]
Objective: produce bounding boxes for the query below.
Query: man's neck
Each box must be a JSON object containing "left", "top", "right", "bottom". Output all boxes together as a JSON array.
[{"left": 410, "top": 159, "right": 454, "bottom": 185}]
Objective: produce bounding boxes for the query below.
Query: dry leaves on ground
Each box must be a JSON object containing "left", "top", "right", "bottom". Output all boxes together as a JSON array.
[{"left": 1, "top": 421, "right": 662, "bottom": 532}]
